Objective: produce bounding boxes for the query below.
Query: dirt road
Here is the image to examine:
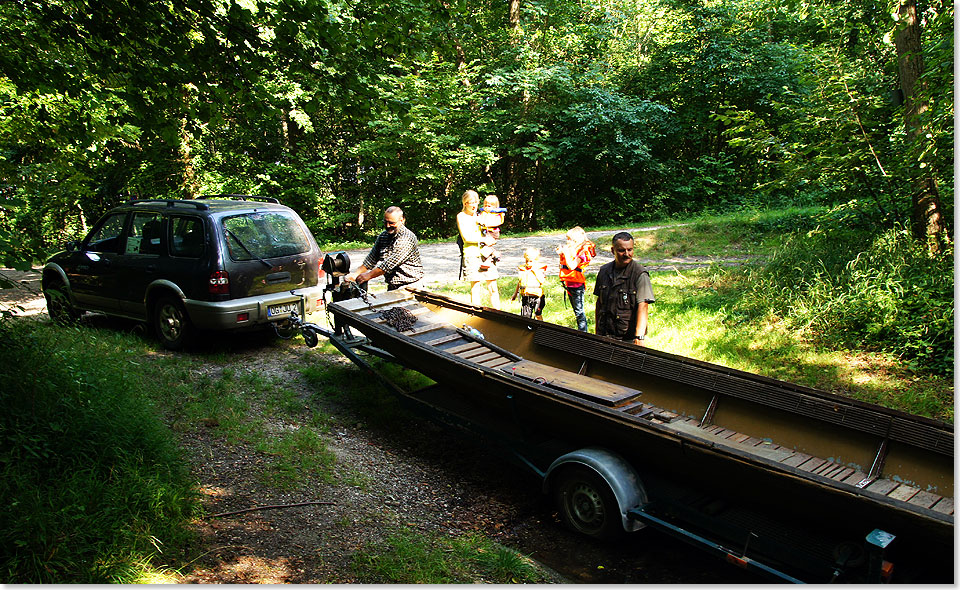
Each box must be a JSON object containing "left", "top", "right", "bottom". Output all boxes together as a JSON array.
[{"left": 343, "top": 224, "right": 743, "bottom": 290}]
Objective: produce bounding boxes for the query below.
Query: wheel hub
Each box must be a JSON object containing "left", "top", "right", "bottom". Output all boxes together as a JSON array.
[{"left": 570, "top": 483, "right": 604, "bottom": 527}]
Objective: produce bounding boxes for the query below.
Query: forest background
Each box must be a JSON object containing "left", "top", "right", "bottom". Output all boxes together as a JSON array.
[{"left": 0, "top": 0, "right": 954, "bottom": 378}]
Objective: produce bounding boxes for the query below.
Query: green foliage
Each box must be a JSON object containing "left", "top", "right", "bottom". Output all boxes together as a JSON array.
[
  {"left": 0, "top": 0, "right": 953, "bottom": 254},
  {"left": 0, "top": 319, "right": 199, "bottom": 583}
]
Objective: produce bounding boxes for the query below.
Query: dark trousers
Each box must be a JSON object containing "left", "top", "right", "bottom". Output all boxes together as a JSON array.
[{"left": 520, "top": 294, "right": 545, "bottom": 318}]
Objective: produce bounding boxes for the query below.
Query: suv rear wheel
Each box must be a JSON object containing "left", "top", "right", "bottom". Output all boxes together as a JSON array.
[{"left": 153, "top": 295, "right": 192, "bottom": 350}]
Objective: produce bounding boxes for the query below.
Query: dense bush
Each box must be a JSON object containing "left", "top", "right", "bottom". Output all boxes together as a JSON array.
[
  {"left": 741, "top": 209, "right": 954, "bottom": 376},
  {"left": 0, "top": 319, "right": 199, "bottom": 582}
]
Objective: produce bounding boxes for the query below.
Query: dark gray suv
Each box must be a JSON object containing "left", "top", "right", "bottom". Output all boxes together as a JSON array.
[{"left": 42, "top": 196, "right": 325, "bottom": 350}]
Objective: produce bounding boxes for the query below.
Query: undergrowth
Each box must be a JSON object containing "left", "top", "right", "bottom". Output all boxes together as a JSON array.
[{"left": 0, "top": 319, "right": 200, "bottom": 583}]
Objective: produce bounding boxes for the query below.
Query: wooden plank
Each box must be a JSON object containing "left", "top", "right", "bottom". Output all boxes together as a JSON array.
[
  {"left": 798, "top": 457, "right": 827, "bottom": 472},
  {"left": 617, "top": 400, "right": 645, "bottom": 413},
  {"left": 781, "top": 452, "right": 811, "bottom": 468},
  {"left": 485, "top": 358, "right": 515, "bottom": 369},
  {"left": 829, "top": 467, "right": 856, "bottom": 482},
  {"left": 818, "top": 463, "right": 843, "bottom": 478},
  {"left": 740, "top": 437, "right": 767, "bottom": 447},
  {"left": 470, "top": 351, "right": 504, "bottom": 364},
  {"left": 652, "top": 409, "right": 680, "bottom": 422},
  {"left": 841, "top": 471, "right": 870, "bottom": 486},
  {"left": 458, "top": 346, "right": 496, "bottom": 360},
  {"left": 864, "top": 479, "right": 899, "bottom": 496},
  {"left": 907, "top": 490, "right": 942, "bottom": 509},
  {"left": 930, "top": 498, "right": 954, "bottom": 515},
  {"left": 814, "top": 461, "right": 838, "bottom": 476},
  {"left": 446, "top": 341, "right": 484, "bottom": 355},
  {"left": 357, "top": 300, "right": 423, "bottom": 317},
  {"left": 728, "top": 433, "right": 751, "bottom": 444},
  {"left": 423, "top": 333, "right": 464, "bottom": 346},
  {"left": 335, "top": 290, "right": 411, "bottom": 311},
  {"left": 887, "top": 484, "right": 920, "bottom": 502},
  {"left": 714, "top": 428, "right": 739, "bottom": 440},
  {"left": 403, "top": 323, "right": 447, "bottom": 337},
  {"left": 509, "top": 359, "right": 643, "bottom": 407}
]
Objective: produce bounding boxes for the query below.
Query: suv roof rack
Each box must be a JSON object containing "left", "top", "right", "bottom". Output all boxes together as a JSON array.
[
  {"left": 202, "top": 194, "right": 281, "bottom": 204},
  {"left": 126, "top": 199, "right": 210, "bottom": 210}
]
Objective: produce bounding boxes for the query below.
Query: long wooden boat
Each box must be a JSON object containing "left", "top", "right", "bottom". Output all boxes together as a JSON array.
[{"left": 326, "top": 288, "right": 954, "bottom": 583}]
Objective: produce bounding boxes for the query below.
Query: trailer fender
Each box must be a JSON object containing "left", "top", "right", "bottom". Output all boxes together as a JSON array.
[{"left": 543, "top": 447, "right": 648, "bottom": 533}]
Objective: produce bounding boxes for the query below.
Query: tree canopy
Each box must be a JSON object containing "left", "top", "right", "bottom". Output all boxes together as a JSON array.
[{"left": 0, "top": 0, "right": 953, "bottom": 261}]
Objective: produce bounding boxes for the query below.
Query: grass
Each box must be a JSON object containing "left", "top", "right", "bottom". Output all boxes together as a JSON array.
[
  {"left": 351, "top": 526, "right": 552, "bottom": 583},
  {"left": 0, "top": 319, "right": 200, "bottom": 583}
]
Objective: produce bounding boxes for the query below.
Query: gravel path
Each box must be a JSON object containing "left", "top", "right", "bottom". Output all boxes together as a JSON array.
[{"left": 341, "top": 224, "right": 749, "bottom": 290}]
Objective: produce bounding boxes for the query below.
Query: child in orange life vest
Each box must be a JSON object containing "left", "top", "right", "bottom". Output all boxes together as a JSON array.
[
  {"left": 511, "top": 247, "right": 548, "bottom": 320},
  {"left": 556, "top": 226, "right": 596, "bottom": 332},
  {"left": 477, "top": 194, "right": 505, "bottom": 271}
]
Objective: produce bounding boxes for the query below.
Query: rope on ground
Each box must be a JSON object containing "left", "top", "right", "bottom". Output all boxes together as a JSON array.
[{"left": 208, "top": 500, "right": 336, "bottom": 519}]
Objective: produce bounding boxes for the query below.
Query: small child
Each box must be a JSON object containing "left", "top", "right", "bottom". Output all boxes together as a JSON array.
[
  {"left": 511, "top": 247, "right": 548, "bottom": 320},
  {"left": 557, "top": 226, "right": 596, "bottom": 332},
  {"left": 478, "top": 194, "right": 505, "bottom": 271}
]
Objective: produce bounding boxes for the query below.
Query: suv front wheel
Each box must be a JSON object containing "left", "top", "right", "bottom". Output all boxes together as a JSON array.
[
  {"left": 44, "top": 276, "right": 82, "bottom": 324},
  {"left": 153, "top": 295, "right": 192, "bottom": 350}
]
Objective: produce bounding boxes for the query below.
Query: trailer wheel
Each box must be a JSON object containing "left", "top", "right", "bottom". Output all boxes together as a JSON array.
[{"left": 554, "top": 465, "right": 622, "bottom": 539}]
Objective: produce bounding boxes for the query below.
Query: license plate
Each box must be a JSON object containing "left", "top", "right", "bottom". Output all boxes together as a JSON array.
[{"left": 267, "top": 302, "right": 299, "bottom": 317}]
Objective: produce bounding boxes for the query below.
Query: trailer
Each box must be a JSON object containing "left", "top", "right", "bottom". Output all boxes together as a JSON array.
[{"left": 290, "top": 256, "right": 953, "bottom": 583}]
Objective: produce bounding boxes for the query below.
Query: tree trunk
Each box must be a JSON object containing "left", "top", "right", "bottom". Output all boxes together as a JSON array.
[{"left": 894, "top": 0, "right": 948, "bottom": 251}]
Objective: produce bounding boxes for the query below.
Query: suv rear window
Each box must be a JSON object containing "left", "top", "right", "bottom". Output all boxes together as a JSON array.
[{"left": 222, "top": 211, "right": 311, "bottom": 261}]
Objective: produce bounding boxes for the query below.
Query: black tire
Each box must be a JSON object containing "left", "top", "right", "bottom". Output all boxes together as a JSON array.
[
  {"left": 153, "top": 295, "right": 192, "bottom": 350},
  {"left": 553, "top": 465, "right": 623, "bottom": 540},
  {"left": 43, "top": 277, "right": 81, "bottom": 324}
]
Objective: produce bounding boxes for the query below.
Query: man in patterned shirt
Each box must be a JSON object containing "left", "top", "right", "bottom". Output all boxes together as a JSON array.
[{"left": 344, "top": 206, "right": 424, "bottom": 291}]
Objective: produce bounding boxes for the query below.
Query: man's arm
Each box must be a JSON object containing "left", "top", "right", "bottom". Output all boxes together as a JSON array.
[
  {"left": 344, "top": 264, "right": 373, "bottom": 284},
  {"left": 594, "top": 298, "right": 602, "bottom": 335},
  {"left": 633, "top": 301, "right": 649, "bottom": 347}
]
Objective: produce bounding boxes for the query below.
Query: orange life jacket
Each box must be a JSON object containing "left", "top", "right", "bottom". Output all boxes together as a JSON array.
[
  {"left": 559, "top": 242, "right": 596, "bottom": 285},
  {"left": 517, "top": 263, "right": 548, "bottom": 296}
]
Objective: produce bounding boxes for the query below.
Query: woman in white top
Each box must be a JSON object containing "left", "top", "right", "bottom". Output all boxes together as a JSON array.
[{"left": 457, "top": 189, "right": 500, "bottom": 308}]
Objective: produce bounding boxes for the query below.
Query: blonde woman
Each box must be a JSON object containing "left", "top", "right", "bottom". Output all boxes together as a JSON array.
[{"left": 457, "top": 190, "right": 500, "bottom": 308}]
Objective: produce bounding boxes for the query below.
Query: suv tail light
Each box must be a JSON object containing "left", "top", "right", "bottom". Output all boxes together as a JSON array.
[
  {"left": 318, "top": 258, "right": 325, "bottom": 279},
  {"left": 209, "top": 270, "right": 230, "bottom": 295}
]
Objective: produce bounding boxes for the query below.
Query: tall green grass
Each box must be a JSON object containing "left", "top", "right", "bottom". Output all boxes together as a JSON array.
[
  {"left": 739, "top": 219, "right": 954, "bottom": 377},
  {"left": 0, "top": 319, "right": 200, "bottom": 583}
]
